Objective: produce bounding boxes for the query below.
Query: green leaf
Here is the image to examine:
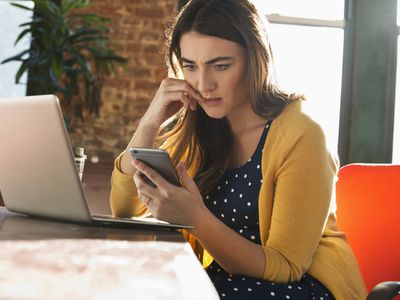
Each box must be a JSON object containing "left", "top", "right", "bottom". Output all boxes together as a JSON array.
[
  {"left": 14, "top": 28, "right": 32, "bottom": 45},
  {"left": 19, "top": 18, "right": 43, "bottom": 28},
  {"left": 33, "top": 0, "right": 59, "bottom": 25},
  {"left": 67, "top": 28, "right": 105, "bottom": 43},
  {"left": 10, "top": 3, "right": 33, "bottom": 11},
  {"left": 15, "top": 60, "right": 29, "bottom": 83},
  {"left": 51, "top": 54, "right": 64, "bottom": 80},
  {"left": 1, "top": 49, "right": 31, "bottom": 64},
  {"left": 67, "top": 13, "right": 107, "bottom": 24},
  {"left": 62, "top": 0, "right": 87, "bottom": 13}
]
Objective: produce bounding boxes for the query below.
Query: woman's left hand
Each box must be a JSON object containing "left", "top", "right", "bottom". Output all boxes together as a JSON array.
[{"left": 132, "top": 159, "right": 206, "bottom": 226}]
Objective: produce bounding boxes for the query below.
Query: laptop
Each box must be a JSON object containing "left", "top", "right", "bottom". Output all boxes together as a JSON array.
[{"left": 0, "top": 95, "right": 192, "bottom": 230}]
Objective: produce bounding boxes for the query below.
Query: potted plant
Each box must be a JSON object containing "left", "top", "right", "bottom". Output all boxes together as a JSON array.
[{"left": 1, "top": 0, "right": 127, "bottom": 128}]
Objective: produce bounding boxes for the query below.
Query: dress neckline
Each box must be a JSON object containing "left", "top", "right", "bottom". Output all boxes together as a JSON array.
[{"left": 226, "top": 121, "right": 271, "bottom": 172}]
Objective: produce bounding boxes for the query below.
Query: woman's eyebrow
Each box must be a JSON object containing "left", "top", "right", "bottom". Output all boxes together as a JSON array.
[{"left": 181, "top": 56, "right": 234, "bottom": 64}]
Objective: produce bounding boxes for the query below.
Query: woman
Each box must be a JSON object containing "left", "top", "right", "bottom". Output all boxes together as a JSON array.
[{"left": 110, "top": 0, "right": 367, "bottom": 299}]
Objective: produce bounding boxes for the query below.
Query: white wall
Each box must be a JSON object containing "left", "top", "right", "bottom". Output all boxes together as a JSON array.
[{"left": 0, "top": 1, "right": 33, "bottom": 98}]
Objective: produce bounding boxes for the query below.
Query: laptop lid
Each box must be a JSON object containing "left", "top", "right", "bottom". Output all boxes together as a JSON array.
[
  {"left": 0, "top": 95, "right": 193, "bottom": 230},
  {"left": 0, "top": 95, "right": 93, "bottom": 223}
]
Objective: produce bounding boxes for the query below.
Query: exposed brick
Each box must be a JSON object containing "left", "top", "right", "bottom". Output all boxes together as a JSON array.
[
  {"left": 104, "top": 78, "right": 130, "bottom": 89},
  {"left": 126, "top": 43, "right": 141, "bottom": 53},
  {"left": 143, "top": 54, "right": 165, "bottom": 66},
  {"left": 135, "top": 80, "right": 160, "bottom": 91},
  {"left": 143, "top": 44, "right": 162, "bottom": 54},
  {"left": 135, "top": 8, "right": 164, "bottom": 19},
  {"left": 153, "top": 67, "right": 168, "bottom": 79},
  {"left": 127, "top": 67, "right": 151, "bottom": 77},
  {"left": 68, "top": 0, "right": 177, "bottom": 159}
]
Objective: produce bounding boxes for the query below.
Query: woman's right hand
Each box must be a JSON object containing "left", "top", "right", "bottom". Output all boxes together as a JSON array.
[
  {"left": 140, "top": 78, "right": 203, "bottom": 129},
  {"left": 119, "top": 78, "right": 203, "bottom": 176}
]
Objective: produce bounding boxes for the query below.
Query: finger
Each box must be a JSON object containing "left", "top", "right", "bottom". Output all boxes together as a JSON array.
[
  {"left": 182, "top": 92, "right": 196, "bottom": 111},
  {"left": 185, "top": 93, "right": 197, "bottom": 111},
  {"left": 133, "top": 160, "right": 170, "bottom": 189},
  {"left": 165, "top": 91, "right": 191, "bottom": 110},
  {"left": 133, "top": 170, "right": 159, "bottom": 198},
  {"left": 137, "top": 190, "right": 149, "bottom": 205},
  {"left": 176, "top": 162, "right": 198, "bottom": 192},
  {"left": 164, "top": 80, "right": 203, "bottom": 102},
  {"left": 139, "top": 192, "right": 156, "bottom": 213},
  {"left": 142, "top": 194, "right": 151, "bottom": 206}
]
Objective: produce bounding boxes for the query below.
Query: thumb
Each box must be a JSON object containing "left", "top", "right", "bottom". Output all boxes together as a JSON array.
[{"left": 177, "top": 162, "right": 197, "bottom": 192}]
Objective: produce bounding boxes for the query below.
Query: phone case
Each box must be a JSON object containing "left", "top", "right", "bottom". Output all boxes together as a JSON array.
[{"left": 130, "top": 148, "right": 181, "bottom": 187}]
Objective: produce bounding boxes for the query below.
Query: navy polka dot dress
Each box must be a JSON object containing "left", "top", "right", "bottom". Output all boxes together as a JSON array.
[{"left": 204, "top": 122, "right": 335, "bottom": 300}]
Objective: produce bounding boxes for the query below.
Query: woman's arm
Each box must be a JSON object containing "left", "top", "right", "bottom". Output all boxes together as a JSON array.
[
  {"left": 119, "top": 122, "right": 160, "bottom": 175},
  {"left": 259, "top": 119, "right": 338, "bottom": 282},
  {"left": 110, "top": 78, "right": 202, "bottom": 217},
  {"left": 190, "top": 206, "right": 266, "bottom": 278},
  {"left": 132, "top": 159, "right": 266, "bottom": 278}
]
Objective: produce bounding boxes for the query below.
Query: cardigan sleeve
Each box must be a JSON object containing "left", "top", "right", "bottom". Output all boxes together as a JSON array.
[
  {"left": 109, "top": 151, "right": 149, "bottom": 218},
  {"left": 261, "top": 118, "right": 338, "bottom": 282},
  {"left": 108, "top": 144, "right": 209, "bottom": 266},
  {"left": 109, "top": 137, "right": 184, "bottom": 218}
]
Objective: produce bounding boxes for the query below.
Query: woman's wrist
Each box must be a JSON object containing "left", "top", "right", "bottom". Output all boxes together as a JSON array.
[
  {"left": 119, "top": 120, "right": 160, "bottom": 175},
  {"left": 188, "top": 203, "right": 214, "bottom": 236},
  {"left": 138, "top": 113, "right": 162, "bottom": 133}
]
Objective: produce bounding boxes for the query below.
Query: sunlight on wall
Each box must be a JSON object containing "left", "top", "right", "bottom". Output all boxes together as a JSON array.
[{"left": 0, "top": 1, "right": 33, "bottom": 98}]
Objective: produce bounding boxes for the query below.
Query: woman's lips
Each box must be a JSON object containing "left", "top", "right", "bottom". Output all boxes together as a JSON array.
[{"left": 202, "top": 97, "right": 222, "bottom": 106}]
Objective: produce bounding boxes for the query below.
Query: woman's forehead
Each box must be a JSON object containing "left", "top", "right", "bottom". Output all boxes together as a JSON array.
[{"left": 179, "top": 31, "right": 244, "bottom": 62}]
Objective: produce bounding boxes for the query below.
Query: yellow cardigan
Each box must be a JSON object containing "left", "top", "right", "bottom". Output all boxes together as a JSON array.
[{"left": 110, "top": 101, "right": 367, "bottom": 300}]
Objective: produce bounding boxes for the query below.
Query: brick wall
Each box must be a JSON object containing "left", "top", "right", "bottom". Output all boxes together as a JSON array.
[{"left": 67, "top": 0, "right": 177, "bottom": 161}]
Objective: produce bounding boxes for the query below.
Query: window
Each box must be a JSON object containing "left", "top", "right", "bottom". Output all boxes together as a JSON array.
[
  {"left": 0, "top": 1, "right": 34, "bottom": 98},
  {"left": 393, "top": 1, "right": 400, "bottom": 163},
  {"left": 252, "top": 0, "right": 345, "bottom": 151}
]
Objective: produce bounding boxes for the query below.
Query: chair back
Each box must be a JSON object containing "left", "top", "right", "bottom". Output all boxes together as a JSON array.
[{"left": 336, "top": 164, "right": 400, "bottom": 291}]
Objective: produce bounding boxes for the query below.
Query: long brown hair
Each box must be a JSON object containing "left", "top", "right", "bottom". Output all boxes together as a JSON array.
[{"left": 157, "top": 0, "right": 303, "bottom": 196}]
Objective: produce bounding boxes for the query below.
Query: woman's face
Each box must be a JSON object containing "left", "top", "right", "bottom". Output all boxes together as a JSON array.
[{"left": 179, "top": 31, "right": 249, "bottom": 120}]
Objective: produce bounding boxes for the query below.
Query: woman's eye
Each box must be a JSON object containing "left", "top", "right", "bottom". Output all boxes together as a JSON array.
[
  {"left": 182, "top": 65, "right": 195, "bottom": 71},
  {"left": 213, "top": 64, "right": 230, "bottom": 71}
]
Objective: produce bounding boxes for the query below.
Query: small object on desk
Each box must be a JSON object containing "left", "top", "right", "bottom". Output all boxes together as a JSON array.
[{"left": 72, "top": 146, "right": 87, "bottom": 181}]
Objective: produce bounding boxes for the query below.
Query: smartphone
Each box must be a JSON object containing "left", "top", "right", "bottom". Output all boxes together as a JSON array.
[{"left": 130, "top": 147, "right": 181, "bottom": 187}]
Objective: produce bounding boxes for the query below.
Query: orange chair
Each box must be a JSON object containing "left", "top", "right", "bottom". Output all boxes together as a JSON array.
[{"left": 336, "top": 164, "right": 400, "bottom": 299}]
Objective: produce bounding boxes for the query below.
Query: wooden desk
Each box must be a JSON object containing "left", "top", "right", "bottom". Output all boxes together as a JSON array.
[{"left": 0, "top": 207, "right": 218, "bottom": 299}]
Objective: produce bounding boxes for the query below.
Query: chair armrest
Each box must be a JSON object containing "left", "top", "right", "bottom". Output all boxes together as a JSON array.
[{"left": 366, "top": 281, "right": 400, "bottom": 300}]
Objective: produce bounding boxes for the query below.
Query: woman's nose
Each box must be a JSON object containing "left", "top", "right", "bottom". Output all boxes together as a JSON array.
[{"left": 196, "top": 71, "right": 216, "bottom": 94}]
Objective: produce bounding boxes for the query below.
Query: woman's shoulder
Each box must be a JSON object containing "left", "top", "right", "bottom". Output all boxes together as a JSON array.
[
  {"left": 275, "top": 100, "right": 320, "bottom": 127},
  {"left": 264, "top": 100, "right": 330, "bottom": 158},
  {"left": 271, "top": 100, "right": 326, "bottom": 140},
  {"left": 263, "top": 100, "right": 338, "bottom": 170}
]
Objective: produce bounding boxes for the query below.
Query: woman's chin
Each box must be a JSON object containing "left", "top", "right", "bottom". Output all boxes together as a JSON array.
[{"left": 203, "top": 109, "right": 226, "bottom": 119}]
